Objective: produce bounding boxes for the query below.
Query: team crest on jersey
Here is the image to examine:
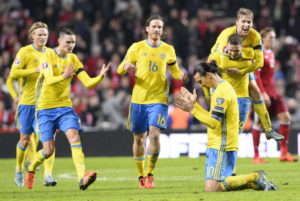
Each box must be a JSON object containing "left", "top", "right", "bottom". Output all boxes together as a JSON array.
[
  {"left": 216, "top": 97, "right": 224, "bottom": 105},
  {"left": 54, "top": 64, "right": 58, "bottom": 68},
  {"left": 161, "top": 53, "right": 166, "bottom": 60},
  {"left": 15, "top": 58, "right": 21, "bottom": 65},
  {"left": 143, "top": 53, "right": 147, "bottom": 57},
  {"left": 42, "top": 62, "right": 49, "bottom": 70},
  {"left": 34, "top": 59, "right": 38, "bottom": 62}
]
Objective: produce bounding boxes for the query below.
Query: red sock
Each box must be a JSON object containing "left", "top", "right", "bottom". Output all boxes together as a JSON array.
[
  {"left": 279, "top": 124, "right": 290, "bottom": 154},
  {"left": 252, "top": 128, "right": 261, "bottom": 158}
]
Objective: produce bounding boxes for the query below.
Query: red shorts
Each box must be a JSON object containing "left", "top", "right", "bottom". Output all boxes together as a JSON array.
[{"left": 268, "top": 94, "right": 288, "bottom": 118}]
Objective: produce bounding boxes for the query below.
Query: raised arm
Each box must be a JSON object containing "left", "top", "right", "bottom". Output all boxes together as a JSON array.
[{"left": 77, "top": 63, "right": 111, "bottom": 89}]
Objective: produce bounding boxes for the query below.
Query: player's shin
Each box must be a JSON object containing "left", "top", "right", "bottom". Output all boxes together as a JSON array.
[
  {"left": 220, "top": 173, "right": 259, "bottom": 191},
  {"left": 134, "top": 156, "right": 145, "bottom": 177},
  {"left": 16, "top": 141, "right": 29, "bottom": 172},
  {"left": 28, "top": 149, "right": 48, "bottom": 172},
  {"left": 146, "top": 153, "right": 159, "bottom": 175},
  {"left": 253, "top": 101, "right": 272, "bottom": 132},
  {"left": 44, "top": 149, "right": 55, "bottom": 178},
  {"left": 71, "top": 143, "right": 85, "bottom": 181}
]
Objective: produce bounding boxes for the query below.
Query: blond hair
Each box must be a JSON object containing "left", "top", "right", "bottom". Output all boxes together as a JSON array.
[
  {"left": 29, "top": 22, "right": 48, "bottom": 41},
  {"left": 236, "top": 8, "right": 254, "bottom": 21},
  {"left": 260, "top": 27, "right": 275, "bottom": 38}
]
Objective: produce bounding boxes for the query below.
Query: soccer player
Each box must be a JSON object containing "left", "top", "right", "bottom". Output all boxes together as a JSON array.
[
  {"left": 209, "top": 34, "right": 254, "bottom": 135},
  {"left": 175, "top": 62, "right": 278, "bottom": 192},
  {"left": 252, "top": 27, "right": 298, "bottom": 163},
  {"left": 7, "top": 22, "right": 56, "bottom": 187},
  {"left": 25, "top": 27, "right": 111, "bottom": 190},
  {"left": 117, "top": 15, "right": 187, "bottom": 188},
  {"left": 207, "top": 8, "right": 283, "bottom": 141}
]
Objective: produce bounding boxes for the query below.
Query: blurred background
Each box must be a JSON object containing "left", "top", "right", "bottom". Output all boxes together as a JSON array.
[{"left": 1, "top": 0, "right": 300, "bottom": 133}]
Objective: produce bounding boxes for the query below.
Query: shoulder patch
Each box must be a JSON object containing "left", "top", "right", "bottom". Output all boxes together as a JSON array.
[
  {"left": 42, "top": 62, "right": 49, "bottom": 70},
  {"left": 216, "top": 97, "right": 224, "bottom": 105},
  {"left": 14, "top": 58, "right": 21, "bottom": 65}
]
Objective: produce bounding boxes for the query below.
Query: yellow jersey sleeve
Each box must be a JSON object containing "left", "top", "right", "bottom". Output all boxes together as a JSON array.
[
  {"left": 6, "top": 76, "right": 18, "bottom": 99},
  {"left": 10, "top": 47, "right": 36, "bottom": 79},
  {"left": 117, "top": 43, "right": 138, "bottom": 75},
  {"left": 167, "top": 46, "right": 181, "bottom": 80}
]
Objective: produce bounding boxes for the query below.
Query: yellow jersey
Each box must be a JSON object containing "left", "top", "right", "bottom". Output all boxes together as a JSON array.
[
  {"left": 208, "top": 25, "right": 263, "bottom": 74},
  {"left": 208, "top": 80, "right": 239, "bottom": 151},
  {"left": 9, "top": 44, "right": 50, "bottom": 105},
  {"left": 210, "top": 51, "right": 250, "bottom": 98},
  {"left": 36, "top": 48, "right": 83, "bottom": 110},
  {"left": 117, "top": 39, "right": 182, "bottom": 105}
]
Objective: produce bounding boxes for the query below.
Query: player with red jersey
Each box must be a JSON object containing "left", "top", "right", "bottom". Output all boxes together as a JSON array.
[{"left": 252, "top": 27, "right": 297, "bottom": 163}]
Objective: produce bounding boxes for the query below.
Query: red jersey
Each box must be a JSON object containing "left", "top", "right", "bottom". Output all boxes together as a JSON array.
[{"left": 254, "top": 49, "right": 278, "bottom": 97}]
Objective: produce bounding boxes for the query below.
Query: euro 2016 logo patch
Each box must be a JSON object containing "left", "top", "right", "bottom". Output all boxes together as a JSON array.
[
  {"left": 42, "top": 62, "right": 49, "bottom": 70},
  {"left": 216, "top": 97, "right": 224, "bottom": 105},
  {"left": 14, "top": 58, "right": 21, "bottom": 65},
  {"left": 161, "top": 53, "right": 166, "bottom": 60}
]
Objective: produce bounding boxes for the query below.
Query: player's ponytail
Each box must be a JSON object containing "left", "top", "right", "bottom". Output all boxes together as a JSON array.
[{"left": 195, "top": 62, "right": 222, "bottom": 77}]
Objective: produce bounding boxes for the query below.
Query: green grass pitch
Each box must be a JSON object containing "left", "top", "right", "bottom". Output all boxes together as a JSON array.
[{"left": 1, "top": 156, "right": 300, "bottom": 201}]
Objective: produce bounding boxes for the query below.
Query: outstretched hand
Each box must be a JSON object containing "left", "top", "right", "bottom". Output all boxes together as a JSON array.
[
  {"left": 99, "top": 63, "right": 111, "bottom": 78},
  {"left": 63, "top": 64, "right": 75, "bottom": 79},
  {"left": 180, "top": 87, "right": 197, "bottom": 104}
]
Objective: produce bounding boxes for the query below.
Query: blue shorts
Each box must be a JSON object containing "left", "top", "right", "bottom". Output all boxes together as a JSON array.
[
  {"left": 16, "top": 104, "right": 36, "bottom": 135},
  {"left": 237, "top": 98, "right": 251, "bottom": 134},
  {"left": 37, "top": 107, "right": 83, "bottom": 143},
  {"left": 205, "top": 148, "right": 237, "bottom": 181},
  {"left": 128, "top": 103, "right": 168, "bottom": 133},
  {"left": 249, "top": 72, "right": 256, "bottom": 80}
]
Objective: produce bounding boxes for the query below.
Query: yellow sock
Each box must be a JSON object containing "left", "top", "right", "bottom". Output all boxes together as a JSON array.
[
  {"left": 71, "top": 143, "right": 85, "bottom": 181},
  {"left": 146, "top": 153, "right": 159, "bottom": 176},
  {"left": 253, "top": 101, "right": 272, "bottom": 132},
  {"left": 221, "top": 173, "right": 259, "bottom": 191},
  {"left": 16, "top": 142, "right": 29, "bottom": 172},
  {"left": 44, "top": 149, "right": 55, "bottom": 178},
  {"left": 134, "top": 156, "right": 145, "bottom": 177},
  {"left": 25, "top": 133, "right": 38, "bottom": 164},
  {"left": 28, "top": 149, "right": 48, "bottom": 172}
]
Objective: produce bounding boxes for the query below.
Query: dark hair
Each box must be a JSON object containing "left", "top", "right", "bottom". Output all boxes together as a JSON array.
[
  {"left": 228, "top": 34, "right": 243, "bottom": 45},
  {"left": 59, "top": 27, "right": 75, "bottom": 38},
  {"left": 195, "top": 61, "right": 222, "bottom": 76},
  {"left": 260, "top": 27, "right": 275, "bottom": 38},
  {"left": 236, "top": 8, "right": 254, "bottom": 21},
  {"left": 144, "top": 15, "right": 166, "bottom": 39}
]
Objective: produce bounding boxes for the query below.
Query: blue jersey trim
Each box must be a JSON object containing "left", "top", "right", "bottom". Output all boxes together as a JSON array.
[
  {"left": 32, "top": 43, "right": 46, "bottom": 52},
  {"left": 17, "top": 142, "right": 28, "bottom": 151},
  {"left": 71, "top": 144, "right": 82, "bottom": 148},
  {"left": 53, "top": 48, "right": 68, "bottom": 59},
  {"left": 253, "top": 100, "right": 264, "bottom": 104},
  {"left": 146, "top": 39, "right": 162, "bottom": 48},
  {"left": 134, "top": 158, "right": 145, "bottom": 161}
]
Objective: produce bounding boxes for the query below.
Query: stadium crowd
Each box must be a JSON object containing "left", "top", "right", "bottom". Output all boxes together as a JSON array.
[{"left": 1, "top": 0, "right": 300, "bottom": 131}]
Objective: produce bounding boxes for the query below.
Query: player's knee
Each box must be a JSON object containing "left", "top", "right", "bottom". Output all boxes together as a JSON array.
[
  {"left": 43, "top": 148, "right": 54, "bottom": 158},
  {"left": 148, "top": 133, "right": 160, "bottom": 144},
  {"left": 20, "top": 135, "right": 31, "bottom": 147},
  {"left": 134, "top": 135, "right": 145, "bottom": 146}
]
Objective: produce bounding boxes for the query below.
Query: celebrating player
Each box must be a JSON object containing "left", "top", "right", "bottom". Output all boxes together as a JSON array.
[
  {"left": 24, "top": 27, "right": 111, "bottom": 190},
  {"left": 175, "top": 62, "right": 278, "bottom": 192},
  {"left": 7, "top": 22, "right": 56, "bottom": 187},
  {"left": 207, "top": 8, "right": 283, "bottom": 141},
  {"left": 117, "top": 15, "right": 187, "bottom": 188},
  {"left": 251, "top": 27, "right": 298, "bottom": 163}
]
